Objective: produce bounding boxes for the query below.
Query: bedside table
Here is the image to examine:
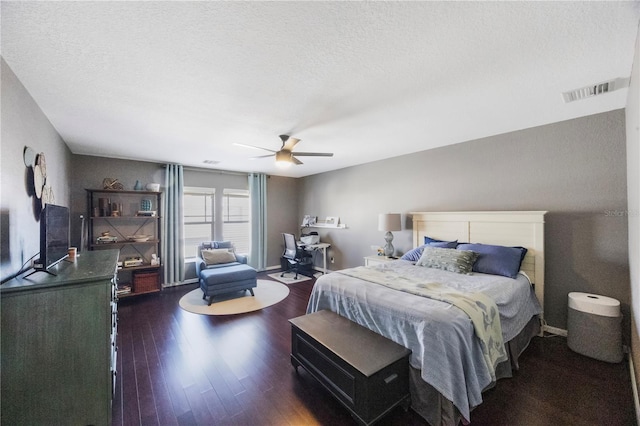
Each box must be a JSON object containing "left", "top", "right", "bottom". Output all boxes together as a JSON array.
[{"left": 364, "top": 255, "right": 398, "bottom": 267}]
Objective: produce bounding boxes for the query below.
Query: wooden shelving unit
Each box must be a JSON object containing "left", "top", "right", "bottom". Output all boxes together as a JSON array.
[{"left": 86, "top": 189, "right": 162, "bottom": 297}]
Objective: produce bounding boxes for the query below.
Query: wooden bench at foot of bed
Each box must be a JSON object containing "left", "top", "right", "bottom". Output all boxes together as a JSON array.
[{"left": 289, "top": 310, "right": 412, "bottom": 426}]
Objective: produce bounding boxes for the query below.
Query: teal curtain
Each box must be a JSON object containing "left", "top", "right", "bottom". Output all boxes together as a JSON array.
[
  {"left": 248, "top": 173, "right": 267, "bottom": 270},
  {"left": 162, "top": 164, "right": 185, "bottom": 285}
]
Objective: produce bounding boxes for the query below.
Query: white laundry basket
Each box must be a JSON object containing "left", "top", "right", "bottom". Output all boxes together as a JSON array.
[{"left": 567, "top": 292, "right": 623, "bottom": 363}]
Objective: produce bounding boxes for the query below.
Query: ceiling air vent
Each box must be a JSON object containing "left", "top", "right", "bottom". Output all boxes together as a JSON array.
[
  {"left": 562, "top": 77, "right": 629, "bottom": 103},
  {"left": 203, "top": 160, "right": 220, "bottom": 165}
]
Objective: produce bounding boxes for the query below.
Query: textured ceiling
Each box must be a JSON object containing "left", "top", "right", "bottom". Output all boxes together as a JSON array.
[{"left": 2, "top": 1, "right": 639, "bottom": 177}]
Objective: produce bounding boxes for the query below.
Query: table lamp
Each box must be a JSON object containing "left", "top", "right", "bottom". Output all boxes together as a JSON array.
[{"left": 378, "top": 213, "right": 401, "bottom": 257}]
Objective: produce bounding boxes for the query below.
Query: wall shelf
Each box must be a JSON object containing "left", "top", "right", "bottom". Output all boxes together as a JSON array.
[{"left": 302, "top": 223, "right": 347, "bottom": 229}]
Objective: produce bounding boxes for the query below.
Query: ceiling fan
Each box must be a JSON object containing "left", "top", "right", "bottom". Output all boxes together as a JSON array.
[{"left": 235, "top": 135, "right": 333, "bottom": 167}]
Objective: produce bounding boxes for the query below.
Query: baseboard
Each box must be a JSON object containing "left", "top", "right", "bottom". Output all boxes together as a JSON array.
[
  {"left": 630, "top": 355, "right": 640, "bottom": 425},
  {"left": 162, "top": 278, "right": 198, "bottom": 288},
  {"left": 265, "top": 264, "right": 330, "bottom": 273},
  {"left": 543, "top": 324, "right": 568, "bottom": 337}
]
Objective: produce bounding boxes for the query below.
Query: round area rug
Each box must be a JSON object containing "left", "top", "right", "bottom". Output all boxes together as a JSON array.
[{"left": 179, "top": 279, "right": 289, "bottom": 316}]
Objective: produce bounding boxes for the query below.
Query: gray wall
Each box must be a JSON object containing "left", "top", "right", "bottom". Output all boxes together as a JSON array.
[
  {"left": 626, "top": 23, "right": 640, "bottom": 384},
  {"left": 70, "top": 155, "right": 165, "bottom": 251},
  {"left": 1, "top": 58, "right": 73, "bottom": 282},
  {"left": 70, "top": 156, "right": 298, "bottom": 279},
  {"left": 299, "top": 110, "right": 629, "bottom": 331},
  {"left": 267, "top": 175, "right": 299, "bottom": 267}
]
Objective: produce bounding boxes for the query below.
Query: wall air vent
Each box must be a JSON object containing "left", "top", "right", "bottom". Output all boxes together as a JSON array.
[{"left": 562, "top": 77, "right": 629, "bottom": 103}]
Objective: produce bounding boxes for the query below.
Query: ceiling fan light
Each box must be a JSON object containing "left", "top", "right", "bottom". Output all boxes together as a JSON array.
[{"left": 275, "top": 150, "right": 293, "bottom": 168}]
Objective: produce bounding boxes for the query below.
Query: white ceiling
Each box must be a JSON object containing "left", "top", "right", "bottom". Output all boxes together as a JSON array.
[{"left": 2, "top": 1, "right": 639, "bottom": 178}]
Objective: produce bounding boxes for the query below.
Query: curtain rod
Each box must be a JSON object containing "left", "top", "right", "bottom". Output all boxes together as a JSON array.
[{"left": 162, "top": 164, "right": 251, "bottom": 176}]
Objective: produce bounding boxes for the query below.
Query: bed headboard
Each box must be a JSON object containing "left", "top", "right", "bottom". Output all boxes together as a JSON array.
[{"left": 410, "top": 211, "right": 546, "bottom": 320}]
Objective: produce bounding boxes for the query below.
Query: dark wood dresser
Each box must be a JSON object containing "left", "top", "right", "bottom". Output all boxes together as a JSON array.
[
  {"left": 289, "top": 310, "right": 411, "bottom": 425},
  {"left": 1, "top": 250, "right": 119, "bottom": 426}
]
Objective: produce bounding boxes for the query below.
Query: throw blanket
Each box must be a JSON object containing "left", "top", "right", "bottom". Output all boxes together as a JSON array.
[{"left": 337, "top": 266, "right": 507, "bottom": 379}]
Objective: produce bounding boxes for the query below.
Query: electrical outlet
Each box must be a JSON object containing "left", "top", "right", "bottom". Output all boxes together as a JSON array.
[{"left": 330, "top": 257, "right": 335, "bottom": 264}]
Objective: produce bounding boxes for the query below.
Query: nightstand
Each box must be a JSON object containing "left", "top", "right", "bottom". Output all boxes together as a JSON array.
[{"left": 364, "top": 255, "right": 398, "bottom": 267}]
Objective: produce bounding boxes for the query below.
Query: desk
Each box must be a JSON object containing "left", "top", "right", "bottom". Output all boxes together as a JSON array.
[{"left": 299, "top": 242, "right": 331, "bottom": 275}]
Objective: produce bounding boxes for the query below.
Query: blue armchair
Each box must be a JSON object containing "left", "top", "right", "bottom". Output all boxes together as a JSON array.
[{"left": 196, "top": 241, "right": 257, "bottom": 305}]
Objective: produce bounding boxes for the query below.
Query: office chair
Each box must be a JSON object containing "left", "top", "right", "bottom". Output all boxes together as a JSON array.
[{"left": 281, "top": 233, "right": 313, "bottom": 279}]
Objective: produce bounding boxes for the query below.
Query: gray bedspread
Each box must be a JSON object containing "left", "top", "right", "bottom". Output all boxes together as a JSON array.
[{"left": 306, "top": 260, "right": 542, "bottom": 422}]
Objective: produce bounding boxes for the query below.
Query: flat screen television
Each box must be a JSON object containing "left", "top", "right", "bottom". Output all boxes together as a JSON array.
[{"left": 36, "top": 204, "right": 70, "bottom": 270}]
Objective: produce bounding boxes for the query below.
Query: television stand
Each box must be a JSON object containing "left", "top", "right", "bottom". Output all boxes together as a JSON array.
[{"left": 23, "top": 267, "right": 57, "bottom": 278}]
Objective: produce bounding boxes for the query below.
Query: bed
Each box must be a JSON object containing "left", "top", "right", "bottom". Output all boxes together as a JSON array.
[{"left": 306, "top": 211, "right": 546, "bottom": 426}]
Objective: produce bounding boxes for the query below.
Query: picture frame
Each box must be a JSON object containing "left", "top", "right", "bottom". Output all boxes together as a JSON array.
[
  {"left": 302, "top": 215, "right": 317, "bottom": 226},
  {"left": 325, "top": 216, "right": 339, "bottom": 227}
]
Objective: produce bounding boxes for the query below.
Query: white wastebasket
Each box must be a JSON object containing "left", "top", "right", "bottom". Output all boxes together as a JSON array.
[{"left": 567, "top": 292, "right": 623, "bottom": 363}]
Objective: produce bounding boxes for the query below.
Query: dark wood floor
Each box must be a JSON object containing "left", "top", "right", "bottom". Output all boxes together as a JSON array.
[{"left": 112, "top": 272, "right": 636, "bottom": 426}]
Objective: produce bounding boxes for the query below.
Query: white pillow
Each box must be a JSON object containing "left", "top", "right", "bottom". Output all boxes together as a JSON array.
[{"left": 202, "top": 248, "right": 236, "bottom": 265}]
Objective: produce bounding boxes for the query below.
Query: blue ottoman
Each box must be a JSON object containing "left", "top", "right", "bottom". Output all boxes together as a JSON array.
[{"left": 199, "top": 263, "right": 257, "bottom": 306}]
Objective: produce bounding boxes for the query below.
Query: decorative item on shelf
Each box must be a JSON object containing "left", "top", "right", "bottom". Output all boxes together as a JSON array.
[
  {"left": 151, "top": 254, "right": 160, "bottom": 266},
  {"left": 124, "top": 256, "right": 144, "bottom": 267},
  {"left": 378, "top": 213, "right": 402, "bottom": 257},
  {"left": 325, "top": 216, "right": 339, "bottom": 227},
  {"left": 134, "top": 180, "right": 143, "bottom": 191},
  {"left": 146, "top": 183, "right": 160, "bottom": 192},
  {"left": 102, "top": 178, "right": 124, "bottom": 190},
  {"left": 98, "top": 198, "right": 110, "bottom": 216},
  {"left": 116, "top": 285, "right": 132, "bottom": 296},
  {"left": 110, "top": 202, "right": 120, "bottom": 217},
  {"left": 136, "top": 210, "right": 156, "bottom": 217},
  {"left": 127, "top": 234, "right": 151, "bottom": 242},
  {"left": 140, "top": 199, "right": 152, "bottom": 211},
  {"left": 96, "top": 235, "right": 118, "bottom": 243},
  {"left": 301, "top": 215, "right": 317, "bottom": 226}
]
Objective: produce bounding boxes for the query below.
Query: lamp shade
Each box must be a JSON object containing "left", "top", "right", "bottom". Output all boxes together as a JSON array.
[{"left": 378, "top": 213, "right": 401, "bottom": 232}]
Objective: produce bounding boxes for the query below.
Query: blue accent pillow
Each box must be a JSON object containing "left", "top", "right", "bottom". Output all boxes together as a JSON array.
[
  {"left": 424, "top": 236, "right": 443, "bottom": 244},
  {"left": 456, "top": 243, "right": 527, "bottom": 279},
  {"left": 401, "top": 240, "right": 458, "bottom": 261},
  {"left": 429, "top": 241, "right": 458, "bottom": 248}
]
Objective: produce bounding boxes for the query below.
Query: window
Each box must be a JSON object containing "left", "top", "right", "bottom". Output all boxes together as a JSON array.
[
  {"left": 182, "top": 186, "right": 250, "bottom": 258},
  {"left": 183, "top": 187, "right": 215, "bottom": 258},
  {"left": 222, "top": 189, "right": 250, "bottom": 254}
]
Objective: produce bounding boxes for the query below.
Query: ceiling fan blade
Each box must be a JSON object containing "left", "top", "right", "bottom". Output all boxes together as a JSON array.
[
  {"left": 291, "top": 152, "right": 334, "bottom": 157},
  {"left": 249, "top": 154, "right": 274, "bottom": 160},
  {"left": 279, "top": 135, "right": 300, "bottom": 151},
  {"left": 291, "top": 156, "right": 304, "bottom": 165},
  {"left": 233, "top": 142, "right": 276, "bottom": 153}
]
